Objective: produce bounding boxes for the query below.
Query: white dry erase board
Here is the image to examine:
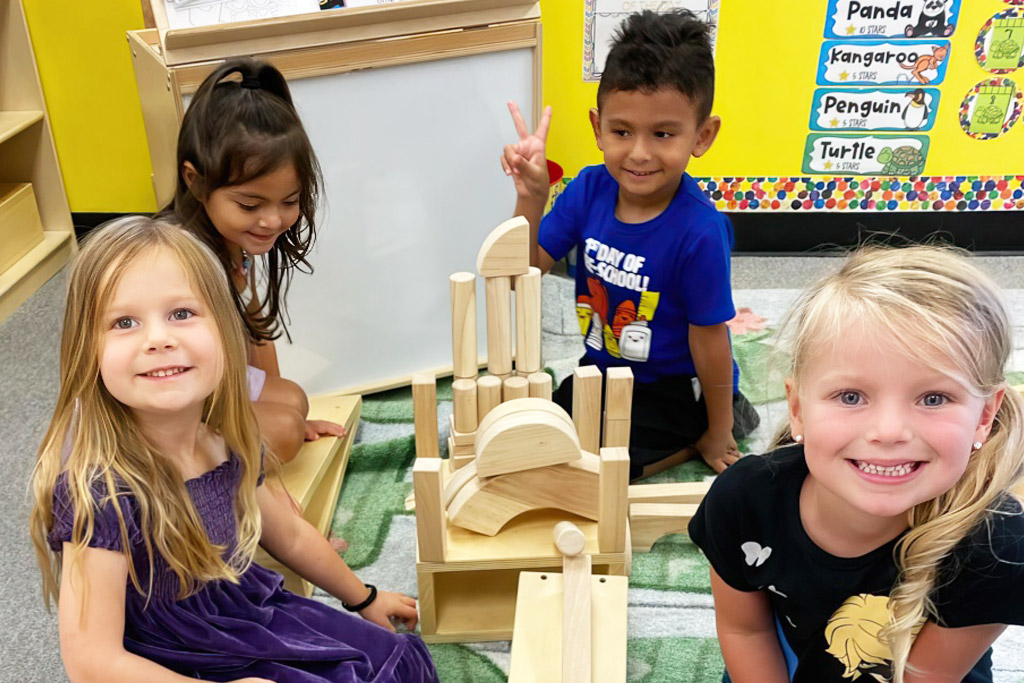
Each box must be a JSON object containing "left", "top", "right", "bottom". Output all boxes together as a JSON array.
[{"left": 129, "top": 0, "right": 541, "bottom": 394}]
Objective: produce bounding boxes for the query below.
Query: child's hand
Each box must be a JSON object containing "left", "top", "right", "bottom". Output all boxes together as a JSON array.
[
  {"left": 501, "top": 101, "right": 552, "bottom": 203},
  {"left": 304, "top": 419, "right": 347, "bottom": 442},
  {"left": 359, "top": 590, "right": 419, "bottom": 632},
  {"left": 695, "top": 430, "right": 741, "bottom": 474}
]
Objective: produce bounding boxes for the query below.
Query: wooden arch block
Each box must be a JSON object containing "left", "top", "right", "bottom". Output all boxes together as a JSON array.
[
  {"left": 476, "top": 216, "right": 529, "bottom": 277},
  {"left": 475, "top": 401, "right": 581, "bottom": 478}
]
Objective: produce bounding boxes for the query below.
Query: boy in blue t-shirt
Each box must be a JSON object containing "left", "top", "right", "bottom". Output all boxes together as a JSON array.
[{"left": 501, "top": 9, "right": 757, "bottom": 479}]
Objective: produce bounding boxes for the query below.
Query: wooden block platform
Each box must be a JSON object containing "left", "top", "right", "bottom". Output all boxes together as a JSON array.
[
  {"left": 416, "top": 508, "right": 629, "bottom": 643},
  {"left": 255, "top": 393, "right": 362, "bottom": 597},
  {"left": 508, "top": 571, "right": 628, "bottom": 682}
]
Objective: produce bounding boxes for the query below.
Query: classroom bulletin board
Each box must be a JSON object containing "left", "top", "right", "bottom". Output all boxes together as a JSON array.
[{"left": 544, "top": 0, "right": 1024, "bottom": 213}]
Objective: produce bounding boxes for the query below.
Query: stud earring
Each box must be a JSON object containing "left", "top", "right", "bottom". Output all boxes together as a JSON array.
[
  {"left": 972, "top": 441, "right": 983, "bottom": 452},
  {"left": 793, "top": 434, "right": 804, "bottom": 444}
]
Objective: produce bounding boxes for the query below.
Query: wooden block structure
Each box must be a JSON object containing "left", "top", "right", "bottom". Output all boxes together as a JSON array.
[
  {"left": 254, "top": 394, "right": 361, "bottom": 597},
  {"left": 449, "top": 272, "right": 478, "bottom": 380},
  {"left": 507, "top": 522, "right": 627, "bottom": 683}
]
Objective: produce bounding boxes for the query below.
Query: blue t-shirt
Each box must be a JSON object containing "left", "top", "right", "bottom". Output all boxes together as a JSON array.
[{"left": 539, "top": 164, "right": 738, "bottom": 385}]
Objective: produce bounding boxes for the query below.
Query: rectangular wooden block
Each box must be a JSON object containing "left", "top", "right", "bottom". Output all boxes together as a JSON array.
[
  {"left": 414, "top": 458, "right": 446, "bottom": 562},
  {"left": 598, "top": 447, "right": 630, "bottom": 554},
  {"left": 413, "top": 373, "right": 439, "bottom": 458},
  {"left": 0, "top": 183, "right": 44, "bottom": 275},
  {"left": 602, "top": 417, "right": 630, "bottom": 449},
  {"left": 562, "top": 553, "right": 592, "bottom": 683},
  {"left": 508, "top": 571, "right": 628, "bottom": 682},
  {"left": 628, "top": 481, "right": 711, "bottom": 506},
  {"left": 447, "top": 434, "right": 474, "bottom": 458},
  {"left": 629, "top": 503, "right": 699, "bottom": 552},
  {"left": 604, "top": 367, "right": 633, "bottom": 420},
  {"left": 572, "top": 366, "right": 603, "bottom": 454}
]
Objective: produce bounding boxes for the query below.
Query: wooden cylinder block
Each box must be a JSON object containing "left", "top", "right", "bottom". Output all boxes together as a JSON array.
[
  {"left": 527, "top": 372, "right": 552, "bottom": 401},
  {"left": 452, "top": 378, "right": 478, "bottom": 433},
  {"left": 514, "top": 266, "right": 542, "bottom": 376},
  {"left": 553, "top": 520, "right": 586, "bottom": 557},
  {"left": 485, "top": 276, "right": 513, "bottom": 377},
  {"left": 503, "top": 375, "right": 529, "bottom": 401},
  {"left": 477, "top": 375, "right": 503, "bottom": 423},
  {"left": 449, "top": 272, "right": 477, "bottom": 379}
]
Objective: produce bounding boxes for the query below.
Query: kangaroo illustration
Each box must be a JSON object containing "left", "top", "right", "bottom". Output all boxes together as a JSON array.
[{"left": 899, "top": 45, "right": 949, "bottom": 85}]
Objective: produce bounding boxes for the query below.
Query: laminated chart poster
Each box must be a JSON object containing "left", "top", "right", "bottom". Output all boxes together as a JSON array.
[{"left": 583, "top": 0, "right": 719, "bottom": 81}]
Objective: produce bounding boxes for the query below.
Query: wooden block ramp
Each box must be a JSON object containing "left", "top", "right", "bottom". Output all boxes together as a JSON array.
[{"left": 254, "top": 393, "right": 361, "bottom": 597}]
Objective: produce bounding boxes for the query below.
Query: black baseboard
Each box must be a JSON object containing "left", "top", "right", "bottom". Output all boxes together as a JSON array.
[{"left": 729, "top": 211, "right": 1024, "bottom": 254}]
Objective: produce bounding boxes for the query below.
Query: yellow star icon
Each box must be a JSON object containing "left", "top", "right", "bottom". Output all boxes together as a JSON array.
[
  {"left": 846, "top": 25, "right": 856, "bottom": 35},
  {"left": 840, "top": 71, "right": 850, "bottom": 81},
  {"left": 824, "top": 161, "right": 833, "bottom": 170},
  {"left": 830, "top": 118, "right": 840, "bottom": 127}
]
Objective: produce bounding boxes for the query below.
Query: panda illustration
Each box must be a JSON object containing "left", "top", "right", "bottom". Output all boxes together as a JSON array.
[{"left": 905, "top": 0, "right": 954, "bottom": 38}]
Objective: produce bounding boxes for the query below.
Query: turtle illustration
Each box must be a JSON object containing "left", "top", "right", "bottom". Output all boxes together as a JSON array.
[
  {"left": 975, "top": 102, "right": 1005, "bottom": 125},
  {"left": 992, "top": 30, "right": 1021, "bottom": 60},
  {"left": 877, "top": 146, "right": 925, "bottom": 175}
]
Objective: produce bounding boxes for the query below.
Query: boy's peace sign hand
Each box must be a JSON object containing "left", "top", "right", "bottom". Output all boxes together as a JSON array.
[{"left": 501, "top": 101, "right": 552, "bottom": 203}]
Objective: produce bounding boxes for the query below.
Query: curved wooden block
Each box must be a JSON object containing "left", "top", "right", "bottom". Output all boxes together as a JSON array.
[
  {"left": 476, "top": 409, "right": 581, "bottom": 478},
  {"left": 477, "top": 216, "right": 529, "bottom": 277},
  {"left": 476, "top": 397, "right": 574, "bottom": 440},
  {"left": 447, "top": 453, "right": 601, "bottom": 536}
]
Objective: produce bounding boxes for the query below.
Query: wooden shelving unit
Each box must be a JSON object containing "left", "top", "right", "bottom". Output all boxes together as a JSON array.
[{"left": 0, "top": 0, "right": 74, "bottom": 325}]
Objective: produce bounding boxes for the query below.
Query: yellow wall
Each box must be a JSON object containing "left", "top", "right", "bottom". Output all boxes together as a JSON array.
[
  {"left": 22, "top": 1, "right": 1021, "bottom": 212},
  {"left": 23, "top": 0, "right": 157, "bottom": 213},
  {"left": 543, "top": 1, "right": 1023, "bottom": 178}
]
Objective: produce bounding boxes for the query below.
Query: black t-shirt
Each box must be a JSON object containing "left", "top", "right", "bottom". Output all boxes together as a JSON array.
[{"left": 688, "top": 445, "right": 1024, "bottom": 683}]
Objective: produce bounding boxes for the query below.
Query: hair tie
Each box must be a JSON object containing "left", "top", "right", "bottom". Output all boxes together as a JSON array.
[{"left": 240, "top": 76, "right": 261, "bottom": 90}]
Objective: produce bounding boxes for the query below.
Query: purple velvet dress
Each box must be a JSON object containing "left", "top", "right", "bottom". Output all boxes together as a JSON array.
[{"left": 48, "top": 456, "right": 438, "bottom": 682}]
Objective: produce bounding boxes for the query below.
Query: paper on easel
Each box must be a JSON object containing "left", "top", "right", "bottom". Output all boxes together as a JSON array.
[
  {"left": 344, "top": 0, "right": 412, "bottom": 6},
  {"left": 163, "top": 0, "right": 320, "bottom": 29}
]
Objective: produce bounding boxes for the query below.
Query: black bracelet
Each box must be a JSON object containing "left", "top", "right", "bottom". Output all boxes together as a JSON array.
[{"left": 342, "top": 583, "right": 377, "bottom": 612}]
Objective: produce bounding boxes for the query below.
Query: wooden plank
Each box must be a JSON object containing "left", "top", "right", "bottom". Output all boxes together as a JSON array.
[
  {"left": 627, "top": 481, "right": 711, "bottom": 506},
  {"left": 485, "top": 276, "right": 513, "bottom": 377},
  {"left": 417, "top": 571, "right": 438, "bottom": 636},
  {"left": 158, "top": 0, "right": 541, "bottom": 66},
  {"left": 477, "top": 215, "right": 529, "bottom": 277},
  {"left": 514, "top": 266, "right": 541, "bottom": 375},
  {"left": 572, "top": 366, "right": 603, "bottom": 454},
  {"left": 602, "top": 418, "right": 630, "bottom": 449},
  {"left": 448, "top": 453, "right": 600, "bottom": 536},
  {"left": 0, "top": 231, "right": 72, "bottom": 326},
  {"left": 502, "top": 375, "right": 529, "bottom": 401},
  {"left": 412, "top": 373, "right": 439, "bottom": 458},
  {"left": 562, "top": 554, "right": 592, "bottom": 683},
  {"left": 450, "top": 272, "right": 478, "bottom": 380},
  {"left": 508, "top": 572, "right": 628, "bottom": 682},
  {"left": 629, "top": 503, "right": 699, "bottom": 552},
  {"left": 414, "top": 458, "right": 447, "bottom": 562},
  {"left": 599, "top": 447, "right": 630, "bottom": 554},
  {"left": 475, "top": 408, "right": 581, "bottom": 478},
  {"left": 604, "top": 367, "right": 633, "bottom": 419}
]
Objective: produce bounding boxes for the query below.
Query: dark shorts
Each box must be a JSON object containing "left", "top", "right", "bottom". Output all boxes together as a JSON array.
[{"left": 552, "top": 357, "right": 759, "bottom": 479}]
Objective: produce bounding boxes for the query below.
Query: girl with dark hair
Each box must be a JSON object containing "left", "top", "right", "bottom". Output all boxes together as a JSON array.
[{"left": 163, "top": 58, "right": 343, "bottom": 462}]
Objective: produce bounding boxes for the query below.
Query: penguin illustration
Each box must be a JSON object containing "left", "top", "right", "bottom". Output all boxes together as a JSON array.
[{"left": 902, "top": 89, "right": 929, "bottom": 130}]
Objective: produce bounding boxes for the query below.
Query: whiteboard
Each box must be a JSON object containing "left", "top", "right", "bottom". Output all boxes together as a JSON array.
[{"left": 268, "top": 49, "right": 535, "bottom": 394}]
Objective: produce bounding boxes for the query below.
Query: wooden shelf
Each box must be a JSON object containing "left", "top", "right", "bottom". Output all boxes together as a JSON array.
[
  {"left": 0, "top": 111, "right": 42, "bottom": 145},
  {"left": 0, "top": 230, "right": 73, "bottom": 323}
]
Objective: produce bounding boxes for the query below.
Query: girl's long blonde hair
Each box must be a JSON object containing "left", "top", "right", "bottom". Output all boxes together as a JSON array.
[
  {"left": 779, "top": 245, "right": 1024, "bottom": 682},
  {"left": 29, "top": 216, "right": 264, "bottom": 605}
]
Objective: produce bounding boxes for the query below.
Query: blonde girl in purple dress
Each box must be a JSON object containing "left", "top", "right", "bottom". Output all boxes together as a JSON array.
[{"left": 29, "top": 217, "right": 437, "bottom": 683}]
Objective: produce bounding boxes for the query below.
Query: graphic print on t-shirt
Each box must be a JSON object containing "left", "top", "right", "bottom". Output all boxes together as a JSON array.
[
  {"left": 575, "top": 238, "right": 661, "bottom": 362},
  {"left": 823, "top": 594, "right": 924, "bottom": 682}
]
